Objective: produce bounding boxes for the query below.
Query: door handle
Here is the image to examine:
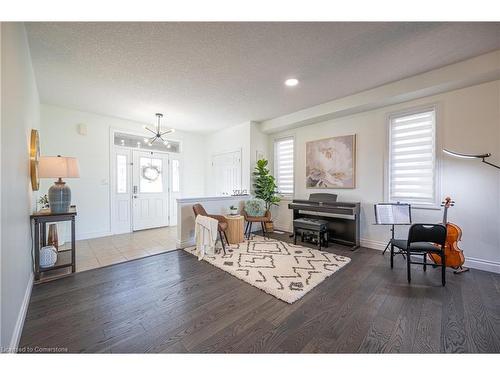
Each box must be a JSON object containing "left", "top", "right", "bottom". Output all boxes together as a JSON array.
[{"left": 133, "top": 185, "right": 138, "bottom": 194}]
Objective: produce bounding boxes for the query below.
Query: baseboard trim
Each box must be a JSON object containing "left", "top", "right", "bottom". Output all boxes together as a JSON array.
[
  {"left": 7, "top": 272, "right": 34, "bottom": 353},
  {"left": 176, "top": 238, "right": 195, "bottom": 249},
  {"left": 464, "top": 257, "right": 500, "bottom": 274},
  {"left": 360, "top": 238, "right": 387, "bottom": 251},
  {"left": 77, "top": 230, "right": 112, "bottom": 241}
]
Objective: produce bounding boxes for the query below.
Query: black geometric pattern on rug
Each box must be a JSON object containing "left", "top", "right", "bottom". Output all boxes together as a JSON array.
[{"left": 184, "top": 235, "right": 351, "bottom": 304}]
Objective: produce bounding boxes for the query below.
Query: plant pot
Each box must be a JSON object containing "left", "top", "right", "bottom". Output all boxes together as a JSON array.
[{"left": 264, "top": 221, "right": 274, "bottom": 232}]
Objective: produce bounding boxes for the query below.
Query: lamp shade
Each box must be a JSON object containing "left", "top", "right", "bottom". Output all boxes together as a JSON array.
[{"left": 39, "top": 156, "right": 80, "bottom": 178}]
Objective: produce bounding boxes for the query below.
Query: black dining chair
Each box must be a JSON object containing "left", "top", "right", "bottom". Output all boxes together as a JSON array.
[{"left": 392, "top": 223, "right": 447, "bottom": 286}]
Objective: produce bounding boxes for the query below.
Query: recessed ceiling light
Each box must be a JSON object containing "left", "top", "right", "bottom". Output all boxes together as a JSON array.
[{"left": 285, "top": 78, "right": 299, "bottom": 87}]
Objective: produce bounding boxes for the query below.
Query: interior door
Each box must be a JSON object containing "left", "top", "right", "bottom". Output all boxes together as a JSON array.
[
  {"left": 212, "top": 150, "right": 242, "bottom": 196},
  {"left": 132, "top": 150, "right": 169, "bottom": 231}
]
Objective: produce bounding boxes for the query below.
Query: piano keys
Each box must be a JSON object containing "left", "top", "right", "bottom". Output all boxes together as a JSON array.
[{"left": 288, "top": 193, "right": 360, "bottom": 250}]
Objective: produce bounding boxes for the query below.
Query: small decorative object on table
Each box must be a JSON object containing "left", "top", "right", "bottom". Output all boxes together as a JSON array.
[
  {"left": 37, "top": 194, "right": 49, "bottom": 210},
  {"left": 229, "top": 205, "right": 238, "bottom": 215},
  {"left": 39, "top": 246, "right": 58, "bottom": 268},
  {"left": 47, "top": 223, "right": 59, "bottom": 250}
]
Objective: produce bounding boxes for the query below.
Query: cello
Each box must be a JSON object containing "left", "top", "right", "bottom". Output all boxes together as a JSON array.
[{"left": 429, "top": 197, "right": 469, "bottom": 273}]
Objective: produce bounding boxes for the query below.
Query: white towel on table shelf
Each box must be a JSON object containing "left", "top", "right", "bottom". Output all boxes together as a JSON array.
[{"left": 194, "top": 215, "right": 219, "bottom": 260}]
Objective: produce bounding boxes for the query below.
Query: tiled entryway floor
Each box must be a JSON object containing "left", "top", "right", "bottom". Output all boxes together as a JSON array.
[{"left": 75, "top": 226, "right": 177, "bottom": 272}]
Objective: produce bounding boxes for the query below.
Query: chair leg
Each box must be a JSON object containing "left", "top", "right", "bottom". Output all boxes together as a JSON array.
[
  {"left": 294, "top": 229, "right": 297, "bottom": 245},
  {"left": 318, "top": 231, "right": 321, "bottom": 250},
  {"left": 244, "top": 221, "right": 249, "bottom": 237},
  {"left": 441, "top": 252, "right": 446, "bottom": 286},
  {"left": 219, "top": 230, "right": 226, "bottom": 255},
  {"left": 260, "top": 222, "right": 266, "bottom": 238},
  {"left": 390, "top": 243, "right": 394, "bottom": 269},
  {"left": 406, "top": 250, "right": 411, "bottom": 283},
  {"left": 247, "top": 222, "right": 253, "bottom": 239},
  {"left": 223, "top": 231, "right": 230, "bottom": 246},
  {"left": 423, "top": 253, "right": 427, "bottom": 272}
]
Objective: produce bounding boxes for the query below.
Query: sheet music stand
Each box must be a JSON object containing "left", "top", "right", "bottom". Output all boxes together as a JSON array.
[{"left": 374, "top": 203, "right": 412, "bottom": 255}]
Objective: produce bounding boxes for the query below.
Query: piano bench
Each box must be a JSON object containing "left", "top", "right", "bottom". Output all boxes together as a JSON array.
[{"left": 293, "top": 218, "right": 329, "bottom": 250}]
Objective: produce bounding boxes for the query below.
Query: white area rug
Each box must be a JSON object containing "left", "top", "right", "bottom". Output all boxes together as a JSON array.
[{"left": 184, "top": 236, "right": 351, "bottom": 304}]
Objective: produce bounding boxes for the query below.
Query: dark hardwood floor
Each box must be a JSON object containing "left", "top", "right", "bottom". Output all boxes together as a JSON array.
[{"left": 19, "top": 232, "right": 500, "bottom": 353}]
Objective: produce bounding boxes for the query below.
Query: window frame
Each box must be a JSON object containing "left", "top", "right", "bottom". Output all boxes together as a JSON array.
[
  {"left": 273, "top": 135, "right": 295, "bottom": 199},
  {"left": 384, "top": 104, "right": 441, "bottom": 210}
]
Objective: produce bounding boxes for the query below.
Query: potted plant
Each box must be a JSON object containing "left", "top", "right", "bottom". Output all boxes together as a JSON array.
[
  {"left": 252, "top": 159, "right": 281, "bottom": 231},
  {"left": 37, "top": 194, "right": 49, "bottom": 210},
  {"left": 229, "top": 205, "right": 238, "bottom": 215}
]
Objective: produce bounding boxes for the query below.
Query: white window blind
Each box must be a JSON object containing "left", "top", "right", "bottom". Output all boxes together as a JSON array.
[
  {"left": 388, "top": 109, "right": 437, "bottom": 206},
  {"left": 274, "top": 137, "right": 294, "bottom": 196}
]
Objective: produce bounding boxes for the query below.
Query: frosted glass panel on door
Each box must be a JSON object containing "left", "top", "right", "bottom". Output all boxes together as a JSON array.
[
  {"left": 116, "top": 154, "right": 127, "bottom": 193},
  {"left": 139, "top": 157, "right": 163, "bottom": 193}
]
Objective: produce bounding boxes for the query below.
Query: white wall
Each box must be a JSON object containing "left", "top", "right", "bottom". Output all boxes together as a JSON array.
[
  {"left": 269, "top": 80, "right": 500, "bottom": 272},
  {"left": 1, "top": 23, "right": 40, "bottom": 350},
  {"left": 204, "top": 121, "right": 251, "bottom": 195},
  {"left": 249, "top": 121, "right": 269, "bottom": 192},
  {"left": 39, "top": 104, "right": 206, "bottom": 240}
]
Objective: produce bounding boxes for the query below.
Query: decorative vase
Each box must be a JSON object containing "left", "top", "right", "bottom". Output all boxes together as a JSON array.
[
  {"left": 230, "top": 208, "right": 238, "bottom": 215},
  {"left": 48, "top": 179, "right": 71, "bottom": 213},
  {"left": 47, "top": 223, "right": 59, "bottom": 250},
  {"left": 40, "top": 245, "right": 58, "bottom": 268}
]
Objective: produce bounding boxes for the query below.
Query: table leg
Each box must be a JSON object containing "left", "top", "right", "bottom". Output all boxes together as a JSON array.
[
  {"left": 41, "top": 221, "right": 46, "bottom": 247},
  {"left": 71, "top": 217, "right": 76, "bottom": 273},
  {"left": 34, "top": 220, "right": 40, "bottom": 281}
]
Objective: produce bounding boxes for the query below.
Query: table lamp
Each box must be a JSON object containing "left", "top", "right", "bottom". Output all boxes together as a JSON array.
[{"left": 39, "top": 155, "right": 80, "bottom": 213}]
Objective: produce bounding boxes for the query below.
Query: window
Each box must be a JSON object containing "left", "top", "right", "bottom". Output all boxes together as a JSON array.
[
  {"left": 139, "top": 156, "right": 163, "bottom": 193},
  {"left": 387, "top": 108, "right": 438, "bottom": 207},
  {"left": 172, "top": 159, "right": 180, "bottom": 193},
  {"left": 274, "top": 137, "right": 294, "bottom": 196},
  {"left": 116, "top": 154, "right": 127, "bottom": 193},
  {"left": 114, "top": 132, "right": 180, "bottom": 153}
]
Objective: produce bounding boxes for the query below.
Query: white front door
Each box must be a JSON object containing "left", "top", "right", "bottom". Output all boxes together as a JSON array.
[{"left": 132, "top": 150, "right": 170, "bottom": 231}]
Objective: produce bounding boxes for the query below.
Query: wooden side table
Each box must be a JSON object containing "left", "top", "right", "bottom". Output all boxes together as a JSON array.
[
  {"left": 224, "top": 215, "right": 245, "bottom": 244},
  {"left": 30, "top": 206, "right": 77, "bottom": 283}
]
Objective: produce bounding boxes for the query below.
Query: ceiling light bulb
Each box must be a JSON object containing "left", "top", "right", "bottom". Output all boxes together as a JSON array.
[
  {"left": 144, "top": 138, "right": 149, "bottom": 143},
  {"left": 285, "top": 78, "right": 299, "bottom": 87},
  {"left": 170, "top": 129, "right": 175, "bottom": 133},
  {"left": 166, "top": 144, "right": 171, "bottom": 149}
]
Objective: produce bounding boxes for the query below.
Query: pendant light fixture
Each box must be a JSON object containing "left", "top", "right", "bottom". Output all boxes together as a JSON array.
[{"left": 143, "top": 113, "right": 175, "bottom": 146}]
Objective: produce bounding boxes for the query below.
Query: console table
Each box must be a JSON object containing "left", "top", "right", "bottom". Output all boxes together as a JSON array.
[{"left": 30, "top": 206, "right": 77, "bottom": 283}]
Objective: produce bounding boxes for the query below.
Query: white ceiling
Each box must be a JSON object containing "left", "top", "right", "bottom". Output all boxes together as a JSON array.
[{"left": 26, "top": 22, "right": 500, "bottom": 133}]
